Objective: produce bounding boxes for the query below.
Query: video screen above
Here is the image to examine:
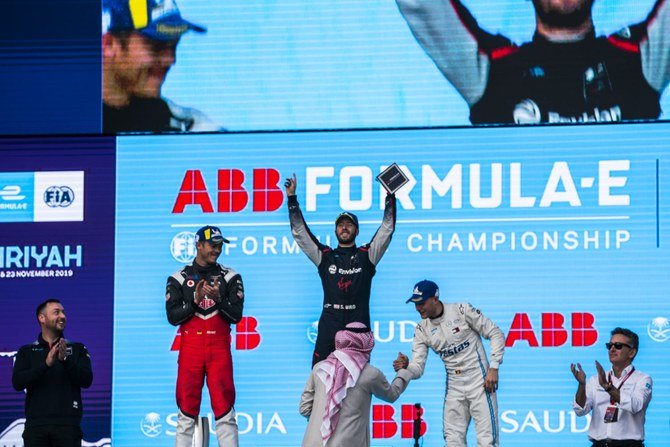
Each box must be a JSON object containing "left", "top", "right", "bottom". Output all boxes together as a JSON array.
[
  {"left": 3, "top": 0, "right": 668, "bottom": 135},
  {"left": 102, "top": 0, "right": 669, "bottom": 133}
]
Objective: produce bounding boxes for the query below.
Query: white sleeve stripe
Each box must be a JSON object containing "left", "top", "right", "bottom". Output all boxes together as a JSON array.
[
  {"left": 171, "top": 272, "right": 185, "bottom": 285},
  {"left": 641, "top": 0, "right": 670, "bottom": 92}
]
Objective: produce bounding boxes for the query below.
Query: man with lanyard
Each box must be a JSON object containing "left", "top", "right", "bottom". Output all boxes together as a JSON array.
[
  {"left": 571, "top": 327, "right": 653, "bottom": 447},
  {"left": 284, "top": 173, "right": 396, "bottom": 366},
  {"left": 166, "top": 225, "right": 244, "bottom": 447}
]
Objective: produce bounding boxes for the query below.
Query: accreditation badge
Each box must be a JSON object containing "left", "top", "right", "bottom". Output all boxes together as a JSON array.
[{"left": 603, "top": 405, "right": 619, "bottom": 423}]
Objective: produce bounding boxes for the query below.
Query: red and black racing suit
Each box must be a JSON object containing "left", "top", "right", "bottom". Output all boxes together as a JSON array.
[
  {"left": 166, "top": 261, "right": 244, "bottom": 444},
  {"left": 287, "top": 194, "right": 396, "bottom": 366},
  {"left": 397, "top": 0, "right": 670, "bottom": 124}
]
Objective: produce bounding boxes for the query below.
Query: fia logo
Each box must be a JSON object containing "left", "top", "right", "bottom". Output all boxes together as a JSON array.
[
  {"left": 171, "top": 231, "right": 197, "bottom": 263},
  {"left": 44, "top": 186, "right": 74, "bottom": 208}
]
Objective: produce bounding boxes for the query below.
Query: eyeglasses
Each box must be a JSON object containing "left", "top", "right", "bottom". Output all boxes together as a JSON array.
[{"left": 605, "top": 342, "right": 633, "bottom": 350}]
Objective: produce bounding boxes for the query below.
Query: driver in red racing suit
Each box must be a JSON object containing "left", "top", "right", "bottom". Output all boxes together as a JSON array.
[
  {"left": 166, "top": 225, "right": 244, "bottom": 447},
  {"left": 396, "top": 0, "right": 670, "bottom": 124}
]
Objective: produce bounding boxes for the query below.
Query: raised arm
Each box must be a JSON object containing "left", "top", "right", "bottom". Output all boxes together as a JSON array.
[
  {"left": 285, "top": 174, "right": 326, "bottom": 266},
  {"left": 396, "top": 0, "right": 511, "bottom": 106},
  {"left": 367, "top": 193, "right": 396, "bottom": 266},
  {"left": 570, "top": 362, "right": 588, "bottom": 411},
  {"left": 638, "top": 0, "right": 670, "bottom": 94},
  {"left": 572, "top": 373, "right": 596, "bottom": 416}
]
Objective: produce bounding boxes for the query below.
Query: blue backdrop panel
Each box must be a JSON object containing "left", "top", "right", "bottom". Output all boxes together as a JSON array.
[
  {"left": 115, "top": 122, "right": 670, "bottom": 446},
  {"left": 0, "top": 137, "right": 116, "bottom": 445}
]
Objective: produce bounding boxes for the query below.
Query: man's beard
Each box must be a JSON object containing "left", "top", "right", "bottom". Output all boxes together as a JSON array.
[
  {"left": 532, "top": 0, "right": 594, "bottom": 29},
  {"left": 336, "top": 232, "right": 356, "bottom": 245},
  {"left": 46, "top": 319, "right": 65, "bottom": 335}
]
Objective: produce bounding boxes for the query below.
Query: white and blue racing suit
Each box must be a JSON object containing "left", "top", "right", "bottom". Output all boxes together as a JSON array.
[{"left": 406, "top": 302, "right": 505, "bottom": 447}]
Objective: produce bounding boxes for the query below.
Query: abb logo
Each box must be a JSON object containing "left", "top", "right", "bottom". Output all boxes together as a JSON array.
[
  {"left": 235, "top": 316, "right": 262, "bottom": 350},
  {"left": 506, "top": 313, "right": 597, "bottom": 347},
  {"left": 372, "top": 404, "right": 427, "bottom": 439},
  {"left": 172, "top": 169, "right": 283, "bottom": 213},
  {"left": 170, "top": 316, "right": 262, "bottom": 350}
]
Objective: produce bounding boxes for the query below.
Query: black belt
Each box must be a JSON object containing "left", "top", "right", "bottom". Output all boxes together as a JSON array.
[{"left": 591, "top": 440, "right": 644, "bottom": 447}]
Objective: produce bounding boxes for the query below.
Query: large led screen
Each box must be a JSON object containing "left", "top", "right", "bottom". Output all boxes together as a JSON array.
[
  {"left": 3, "top": 0, "right": 669, "bottom": 135},
  {"left": 0, "top": 137, "right": 115, "bottom": 446},
  {"left": 102, "top": 0, "right": 670, "bottom": 132},
  {"left": 114, "top": 122, "right": 670, "bottom": 446}
]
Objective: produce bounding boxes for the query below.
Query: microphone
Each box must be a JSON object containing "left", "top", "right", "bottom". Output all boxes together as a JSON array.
[{"left": 413, "top": 402, "right": 421, "bottom": 447}]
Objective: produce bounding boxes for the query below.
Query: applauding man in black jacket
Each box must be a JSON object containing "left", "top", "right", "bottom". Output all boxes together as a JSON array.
[{"left": 12, "top": 299, "right": 93, "bottom": 446}]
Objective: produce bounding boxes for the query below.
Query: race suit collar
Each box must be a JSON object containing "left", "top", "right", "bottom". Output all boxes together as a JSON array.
[
  {"left": 531, "top": 29, "right": 596, "bottom": 46},
  {"left": 428, "top": 301, "right": 445, "bottom": 324},
  {"left": 192, "top": 260, "right": 219, "bottom": 273}
]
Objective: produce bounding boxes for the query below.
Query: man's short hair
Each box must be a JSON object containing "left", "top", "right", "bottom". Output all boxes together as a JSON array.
[
  {"left": 611, "top": 327, "right": 639, "bottom": 350},
  {"left": 36, "top": 299, "right": 62, "bottom": 319}
]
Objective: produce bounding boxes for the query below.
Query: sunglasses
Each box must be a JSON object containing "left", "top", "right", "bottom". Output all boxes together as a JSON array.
[{"left": 605, "top": 342, "right": 633, "bottom": 350}]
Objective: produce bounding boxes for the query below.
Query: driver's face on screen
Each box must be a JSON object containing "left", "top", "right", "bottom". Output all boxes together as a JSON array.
[
  {"left": 532, "top": 0, "right": 595, "bottom": 23},
  {"left": 533, "top": 0, "right": 592, "bottom": 12},
  {"left": 114, "top": 32, "right": 178, "bottom": 98}
]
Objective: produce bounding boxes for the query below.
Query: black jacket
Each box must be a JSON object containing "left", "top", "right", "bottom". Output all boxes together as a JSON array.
[
  {"left": 12, "top": 334, "right": 93, "bottom": 428},
  {"left": 166, "top": 261, "right": 244, "bottom": 327}
]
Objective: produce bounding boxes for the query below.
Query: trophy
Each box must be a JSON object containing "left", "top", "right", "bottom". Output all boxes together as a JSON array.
[{"left": 376, "top": 163, "right": 409, "bottom": 194}]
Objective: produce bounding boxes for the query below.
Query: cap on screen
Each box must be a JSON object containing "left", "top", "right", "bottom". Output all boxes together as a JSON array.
[{"left": 103, "top": 0, "right": 206, "bottom": 41}]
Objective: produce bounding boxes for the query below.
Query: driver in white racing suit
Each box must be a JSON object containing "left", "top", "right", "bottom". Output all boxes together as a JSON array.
[{"left": 394, "top": 280, "right": 505, "bottom": 447}]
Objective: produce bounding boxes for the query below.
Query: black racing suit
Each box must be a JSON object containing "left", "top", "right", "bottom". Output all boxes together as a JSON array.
[
  {"left": 103, "top": 97, "right": 222, "bottom": 133},
  {"left": 287, "top": 194, "right": 396, "bottom": 366},
  {"left": 397, "top": 0, "right": 670, "bottom": 124}
]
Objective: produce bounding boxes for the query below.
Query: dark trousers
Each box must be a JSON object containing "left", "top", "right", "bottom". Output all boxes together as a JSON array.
[
  {"left": 591, "top": 440, "right": 644, "bottom": 447},
  {"left": 23, "top": 425, "right": 82, "bottom": 447}
]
